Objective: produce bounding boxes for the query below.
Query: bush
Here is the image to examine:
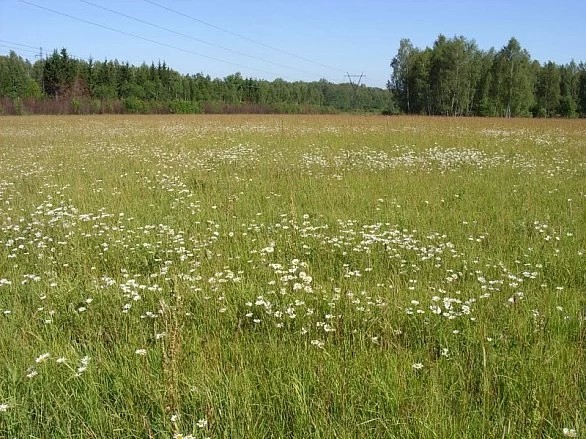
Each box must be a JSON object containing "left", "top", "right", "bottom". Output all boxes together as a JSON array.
[
  {"left": 381, "top": 105, "right": 400, "bottom": 116},
  {"left": 123, "top": 97, "right": 147, "bottom": 114},
  {"left": 169, "top": 100, "right": 200, "bottom": 114},
  {"left": 71, "top": 98, "right": 81, "bottom": 114}
]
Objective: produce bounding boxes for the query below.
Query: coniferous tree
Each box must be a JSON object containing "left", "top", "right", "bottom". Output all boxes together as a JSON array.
[
  {"left": 0, "top": 51, "right": 40, "bottom": 99},
  {"left": 42, "top": 49, "right": 77, "bottom": 99}
]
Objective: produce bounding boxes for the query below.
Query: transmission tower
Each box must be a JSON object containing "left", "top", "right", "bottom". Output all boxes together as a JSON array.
[{"left": 347, "top": 72, "right": 364, "bottom": 110}]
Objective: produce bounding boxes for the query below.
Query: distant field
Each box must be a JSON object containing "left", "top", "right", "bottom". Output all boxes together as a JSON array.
[{"left": 0, "top": 115, "right": 584, "bottom": 438}]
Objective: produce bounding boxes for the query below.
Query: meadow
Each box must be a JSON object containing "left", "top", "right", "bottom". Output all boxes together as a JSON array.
[{"left": 0, "top": 114, "right": 584, "bottom": 438}]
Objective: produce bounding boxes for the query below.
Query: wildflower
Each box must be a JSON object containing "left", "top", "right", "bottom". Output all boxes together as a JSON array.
[
  {"left": 35, "top": 353, "right": 50, "bottom": 363},
  {"left": 430, "top": 304, "right": 442, "bottom": 315},
  {"left": 311, "top": 339, "right": 325, "bottom": 349},
  {"left": 26, "top": 369, "right": 38, "bottom": 379},
  {"left": 196, "top": 418, "right": 208, "bottom": 428},
  {"left": 563, "top": 428, "right": 577, "bottom": 438},
  {"left": 75, "top": 356, "right": 91, "bottom": 377},
  {"left": 0, "top": 403, "right": 9, "bottom": 412},
  {"left": 412, "top": 363, "right": 424, "bottom": 370},
  {"left": 135, "top": 349, "right": 147, "bottom": 356}
]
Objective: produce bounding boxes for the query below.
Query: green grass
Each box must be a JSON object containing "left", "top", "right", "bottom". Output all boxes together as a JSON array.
[{"left": 0, "top": 115, "right": 584, "bottom": 438}]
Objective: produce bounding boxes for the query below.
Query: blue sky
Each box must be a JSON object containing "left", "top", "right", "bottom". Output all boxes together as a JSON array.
[{"left": 1, "top": 0, "right": 585, "bottom": 88}]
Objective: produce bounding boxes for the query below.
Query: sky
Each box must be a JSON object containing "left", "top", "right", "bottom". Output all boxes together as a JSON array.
[{"left": 1, "top": 0, "right": 585, "bottom": 88}]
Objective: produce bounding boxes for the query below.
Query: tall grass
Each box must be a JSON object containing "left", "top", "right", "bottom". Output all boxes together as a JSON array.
[{"left": 0, "top": 115, "right": 584, "bottom": 438}]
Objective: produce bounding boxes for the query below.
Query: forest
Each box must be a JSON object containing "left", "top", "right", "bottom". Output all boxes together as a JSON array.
[
  {"left": 390, "top": 36, "right": 586, "bottom": 117},
  {"left": 1, "top": 35, "right": 585, "bottom": 116},
  {"left": 0, "top": 48, "right": 390, "bottom": 115}
]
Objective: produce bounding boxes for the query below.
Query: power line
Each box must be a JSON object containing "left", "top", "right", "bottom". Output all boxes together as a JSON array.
[
  {"left": 0, "top": 39, "right": 89, "bottom": 61},
  {"left": 0, "top": 39, "right": 39, "bottom": 50},
  {"left": 77, "top": 0, "right": 327, "bottom": 80},
  {"left": 142, "top": 0, "right": 347, "bottom": 75},
  {"left": 0, "top": 43, "right": 89, "bottom": 63},
  {"left": 0, "top": 44, "right": 38, "bottom": 55},
  {"left": 17, "top": 0, "right": 289, "bottom": 79}
]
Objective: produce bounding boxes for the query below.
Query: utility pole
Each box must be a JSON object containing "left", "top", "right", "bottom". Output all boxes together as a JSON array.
[{"left": 346, "top": 72, "right": 364, "bottom": 110}]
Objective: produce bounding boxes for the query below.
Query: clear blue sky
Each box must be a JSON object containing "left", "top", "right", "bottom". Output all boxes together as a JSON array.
[{"left": 1, "top": 0, "right": 585, "bottom": 88}]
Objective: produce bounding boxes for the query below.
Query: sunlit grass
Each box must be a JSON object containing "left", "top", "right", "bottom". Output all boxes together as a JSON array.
[{"left": 0, "top": 115, "right": 584, "bottom": 438}]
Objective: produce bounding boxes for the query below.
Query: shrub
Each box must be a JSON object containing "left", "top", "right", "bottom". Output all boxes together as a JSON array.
[
  {"left": 169, "top": 100, "right": 200, "bottom": 114},
  {"left": 123, "top": 97, "right": 147, "bottom": 114}
]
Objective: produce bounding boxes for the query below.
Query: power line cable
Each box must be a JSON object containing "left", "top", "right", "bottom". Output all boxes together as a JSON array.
[
  {"left": 0, "top": 39, "right": 40, "bottom": 50},
  {"left": 17, "top": 0, "right": 289, "bottom": 79},
  {"left": 0, "top": 39, "right": 90, "bottom": 62},
  {"left": 142, "top": 0, "right": 347, "bottom": 75},
  {"left": 0, "top": 44, "right": 38, "bottom": 55},
  {"left": 77, "top": 0, "right": 327, "bottom": 80}
]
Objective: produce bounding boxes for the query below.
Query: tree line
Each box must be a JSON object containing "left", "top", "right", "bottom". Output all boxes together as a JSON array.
[
  {"left": 2, "top": 36, "right": 586, "bottom": 116},
  {"left": 389, "top": 35, "right": 586, "bottom": 117},
  {"left": 0, "top": 49, "right": 391, "bottom": 115}
]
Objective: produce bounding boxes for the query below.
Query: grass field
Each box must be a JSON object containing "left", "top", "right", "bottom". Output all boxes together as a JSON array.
[{"left": 0, "top": 115, "right": 584, "bottom": 438}]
